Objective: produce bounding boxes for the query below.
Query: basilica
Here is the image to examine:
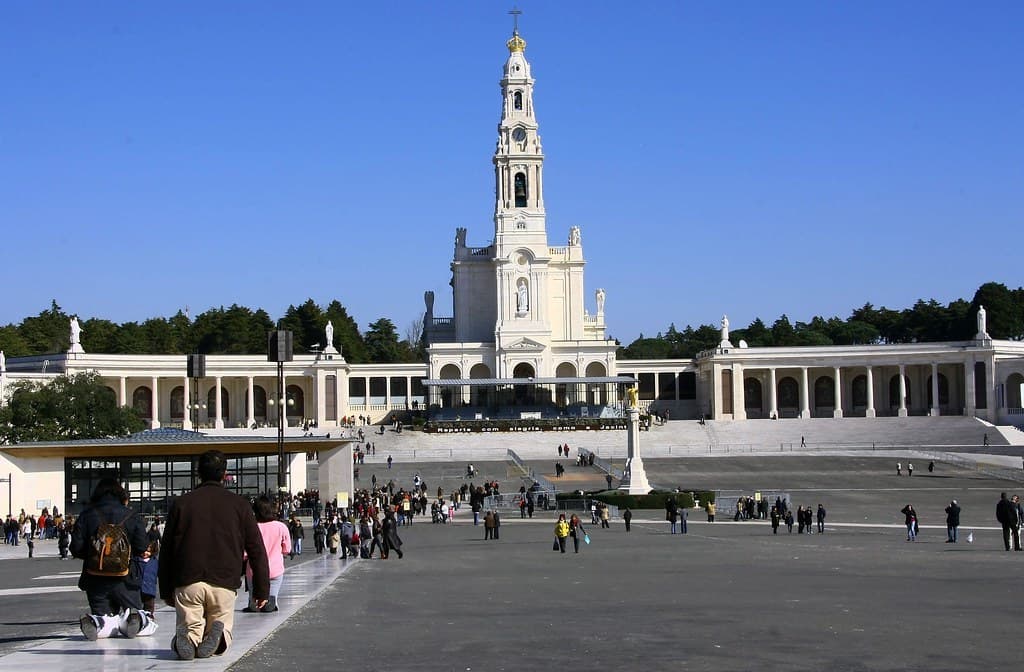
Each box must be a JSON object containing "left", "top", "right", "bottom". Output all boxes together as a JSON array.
[{"left": 2, "top": 26, "right": 1023, "bottom": 514}]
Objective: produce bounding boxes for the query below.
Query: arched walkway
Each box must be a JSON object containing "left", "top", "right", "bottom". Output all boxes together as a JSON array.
[
  {"left": 132, "top": 386, "right": 152, "bottom": 419},
  {"left": 777, "top": 377, "right": 798, "bottom": 417},
  {"left": 926, "top": 373, "right": 950, "bottom": 409},
  {"left": 170, "top": 386, "right": 185, "bottom": 420},
  {"left": 470, "top": 363, "right": 491, "bottom": 407},
  {"left": 512, "top": 363, "right": 536, "bottom": 404},
  {"left": 744, "top": 377, "right": 763, "bottom": 416},
  {"left": 555, "top": 362, "right": 577, "bottom": 407},
  {"left": 585, "top": 361, "right": 608, "bottom": 405},
  {"left": 1007, "top": 373, "right": 1024, "bottom": 409},
  {"left": 814, "top": 376, "right": 835, "bottom": 417},
  {"left": 207, "top": 387, "right": 229, "bottom": 424},
  {"left": 438, "top": 364, "right": 461, "bottom": 408}
]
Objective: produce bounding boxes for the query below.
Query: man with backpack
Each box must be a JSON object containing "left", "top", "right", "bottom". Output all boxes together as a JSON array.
[{"left": 70, "top": 477, "right": 153, "bottom": 640}]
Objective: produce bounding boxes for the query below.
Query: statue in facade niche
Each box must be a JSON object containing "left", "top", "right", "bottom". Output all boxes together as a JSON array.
[
  {"left": 516, "top": 278, "right": 529, "bottom": 314},
  {"left": 596, "top": 288, "right": 606, "bottom": 315}
]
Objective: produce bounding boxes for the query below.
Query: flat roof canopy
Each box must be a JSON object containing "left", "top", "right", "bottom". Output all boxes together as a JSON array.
[
  {"left": 422, "top": 376, "right": 635, "bottom": 387},
  {"left": 1, "top": 428, "right": 356, "bottom": 459}
]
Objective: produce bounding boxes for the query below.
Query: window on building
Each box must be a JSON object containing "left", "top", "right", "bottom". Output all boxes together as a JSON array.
[
  {"left": 514, "top": 172, "right": 528, "bottom": 207},
  {"left": 513, "top": 90, "right": 522, "bottom": 110}
]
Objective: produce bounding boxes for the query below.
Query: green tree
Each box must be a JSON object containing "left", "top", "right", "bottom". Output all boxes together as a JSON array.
[
  {"left": 324, "top": 300, "right": 366, "bottom": 362},
  {"left": 81, "top": 318, "right": 120, "bottom": 353},
  {"left": 18, "top": 300, "right": 70, "bottom": 354},
  {"left": 0, "top": 372, "right": 145, "bottom": 443},
  {"left": 0, "top": 324, "right": 31, "bottom": 357},
  {"left": 364, "top": 318, "right": 408, "bottom": 363},
  {"left": 971, "top": 282, "right": 1023, "bottom": 340}
]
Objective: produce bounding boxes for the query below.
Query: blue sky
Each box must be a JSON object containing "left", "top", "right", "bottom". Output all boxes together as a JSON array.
[{"left": 2, "top": 2, "right": 1022, "bottom": 344}]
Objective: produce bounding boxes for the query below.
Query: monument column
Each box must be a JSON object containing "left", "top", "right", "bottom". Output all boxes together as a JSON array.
[
  {"left": 246, "top": 376, "right": 256, "bottom": 428},
  {"left": 898, "top": 364, "right": 908, "bottom": 417},
  {"left": 768, "top": 368, "right": 778, "bottom": 419},
  {"left": 618, "top": 388, "right": 651, "bottom": 495},
  {"left": 150, "top": 376, "right": 160, "bottom": 429},
  {"left": 799, "top": 367, "right": 810, "bottom": 419},
  {"left": 833, "top": 366, "right": 843, "bottom": 418},
  {"left": 930, "top": 363, "right": 940, "bottom": 416},
  {"left": 119, "top": 377, "right": 127, "bottom": 407},
  {"left": 865, "top": 366, "right": 875, "bottom": 418}
]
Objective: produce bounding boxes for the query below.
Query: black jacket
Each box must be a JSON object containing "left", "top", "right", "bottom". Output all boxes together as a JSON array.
[
  {"left": 996, "top": 497, "right": 1018, "bottom": 526},
  {"left": 158, "top": 481, "right": 269, "bottom": 601},
  {"left": 70, "top": 494, "right": 148, "bottom": 591},
  {"left": 945, "top": 504, "right": 961, "bottom": 527}
]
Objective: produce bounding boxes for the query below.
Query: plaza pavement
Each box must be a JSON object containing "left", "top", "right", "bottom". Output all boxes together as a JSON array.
[{"left": 3, "top": 452, "right": 1024, "bottom": 670}]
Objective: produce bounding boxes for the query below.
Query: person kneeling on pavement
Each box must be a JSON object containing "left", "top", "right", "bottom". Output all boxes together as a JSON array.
[
  {"left": 70, "top": 477, "right": 158, "bottom": 640},
  {"left": 159, "top": 450, "right": 270, "bottom": 660}
]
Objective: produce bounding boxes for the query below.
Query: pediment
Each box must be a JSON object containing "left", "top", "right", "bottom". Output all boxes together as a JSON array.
[{"left": 505, "top": 337, "right": 546, "bottom": 351}]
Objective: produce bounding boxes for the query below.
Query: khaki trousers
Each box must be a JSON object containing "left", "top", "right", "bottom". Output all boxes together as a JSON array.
[{"left": 174, "top": 582, "right": 236, "bottom": 650}]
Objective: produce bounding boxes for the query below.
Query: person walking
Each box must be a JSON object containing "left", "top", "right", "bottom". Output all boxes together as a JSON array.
[
  {"left": 996, "top": 492, "right": 1020, "bottom": 551},
  {"left": 908, "top": 463, "right": 914, "bottom": 477},
  {"left": 244, "top": 496, "right": 290, "bottom": 613},
  {"left": 554, "top": 514, "right": 570, "bottom": 553},
  {"left": 945, "top": 500, "right": 961, "bottom": 543},
  {"left": 770, "top": 507, "right": 780, "bottom": 534},
  {"left": 288, "top": 515, "right": 304, "bottom": 558},
  {"left": 382, "top": 510, "right": 404, "bottom": 559},
  {"left": 70, "top": 478, "right": 152, "bottom": 641},
  {"left": 484, "top": 510, "right": 496, "bottom": 540},
  {"left": 706, "top": 500, "right": 716, "bottom": 522},
  {"left": 816, "top": 504, "right": 826, "bottom": 534},
  {"left": 901, "top": 504, "right": 918, "bottom": 541},
  {"left": 159, "top": 450, "right": 270, "bottom": 661},
  {"left": 622, "top": 507, "right": 632, "bottom": 532},
  {"left": 896, "top": 462, "right": 902, "bottom": 477},
  {"left": 568, "top": 514, "right": 586, "bottom": 553}
]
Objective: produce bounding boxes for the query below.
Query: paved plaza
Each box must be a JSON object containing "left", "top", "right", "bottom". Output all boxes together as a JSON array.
[{"left": 1, "top": 454, "right": 1022, "bottom": 671}]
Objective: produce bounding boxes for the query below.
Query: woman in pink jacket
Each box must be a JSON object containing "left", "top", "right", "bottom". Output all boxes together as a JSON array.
[{"left": 245, "top": 496, "right": 291, "bottom": 613}]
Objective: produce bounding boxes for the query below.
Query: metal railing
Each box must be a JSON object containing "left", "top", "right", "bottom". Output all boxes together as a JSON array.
[{"left": 578, "top": 447, "right": 624, "bottom": 479}]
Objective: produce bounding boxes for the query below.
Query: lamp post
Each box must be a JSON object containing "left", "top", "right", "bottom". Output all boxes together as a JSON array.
[{"left": 267, "top": 330, "right": 294, "bottom": 493}]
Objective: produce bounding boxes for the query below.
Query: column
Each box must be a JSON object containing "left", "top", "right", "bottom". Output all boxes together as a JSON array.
[
  {"left": 799, "top": 367, "right": 810, "bottom": 419},
  {"left": 119, "top": 377, "right": 127, "bottom": 407},
  {"left": 985, "top": 357, "right": 997, "bottom": 422},
  {"left": 930, "top": 363, "right": 940, "bottom": 416},
  {"left": 865, "top": 366, "right": 875, "bottom": 418},
  {"left": 246, "top": 376, "right": 255, "bottom": 428},
  {"left": 150, "top": 376, "right": 160, "bottom": 429},
  {"left": 385, "top": 376, "right": 392, "bottom": 412},
  {"left": 833, "top": 366, "right": 843, "bottom": 418},
  {"left": 183, "top": 376, "right": 192, "bottom": 430},
  {"left": 339, "top": 369, "right": 351, "bottom": 422},
  {"left": 768, "top": 368, "right": 778, "bottom": 419},
  {"left": 406, "top": 376, "right": 413, "bottom": 410},
  {"left": 732, "top": 363, "right": 746, "bottom": 420},
  {"left": 214, "top": 376, "right": 224, "bottom": 429},
  {"left": 897, "top": 364, "right": 907, "bottom": 417},
  {"left": 315, "top": 370, "right": 326, "bottom": 428},
  {"left": 965, "top": 357, "right": 977, "bottom": 416}
]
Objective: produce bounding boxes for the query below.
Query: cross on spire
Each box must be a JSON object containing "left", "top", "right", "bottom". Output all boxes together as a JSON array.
[{"left": 509, "top": 7, "right": 522, "bottom": 34}]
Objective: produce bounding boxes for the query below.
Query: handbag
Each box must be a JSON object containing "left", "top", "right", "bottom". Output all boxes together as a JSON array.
[
  {"left": 552, "top": 538, "right": 560, "bottom": 551},
  {"left": 584, "top": 533, "right": 591, "bottom": 545}
]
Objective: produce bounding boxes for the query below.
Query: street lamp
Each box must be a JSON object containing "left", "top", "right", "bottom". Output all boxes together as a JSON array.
[
  {"left": 189, "top": 402, "right": 207, "bottom": 429},
  {"left": 267, "top": 330, "right": 294, "bottom": 493}
]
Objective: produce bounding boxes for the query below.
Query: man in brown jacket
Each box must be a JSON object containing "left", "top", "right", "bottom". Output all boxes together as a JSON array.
[{"left": 159, "top": 450, "right": 270, "bottom": 660}]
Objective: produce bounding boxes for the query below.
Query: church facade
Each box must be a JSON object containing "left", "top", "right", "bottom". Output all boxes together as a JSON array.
[{"left": 422, "top": 28, "right": 621, "bottom": 408}]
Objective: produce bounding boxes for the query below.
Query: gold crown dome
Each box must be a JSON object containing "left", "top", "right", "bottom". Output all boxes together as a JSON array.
[{"left": 507, "top": 31, "right": 526, "bottom": 53}]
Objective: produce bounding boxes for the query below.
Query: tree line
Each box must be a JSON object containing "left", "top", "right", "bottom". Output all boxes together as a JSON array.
[
  {"left": 618, "top": 282, "right": 1024, "bottom": 360},
  {"left": 0, "top": 299, "right": 425, "bottom": 364}
]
